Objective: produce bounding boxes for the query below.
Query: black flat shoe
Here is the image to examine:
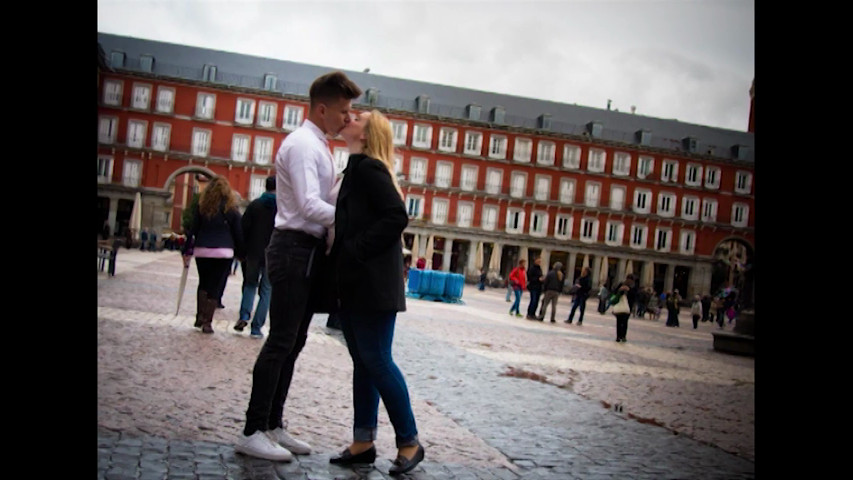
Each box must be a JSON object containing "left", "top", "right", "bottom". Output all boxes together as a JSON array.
[
  {"left": 329, "top": 445, "right": 376, "bottom": 465},
  {"left": 389, "top": 444, "right": 425, "bottom": 476}
]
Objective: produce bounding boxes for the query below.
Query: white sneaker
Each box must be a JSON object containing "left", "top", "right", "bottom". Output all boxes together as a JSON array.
[
  {"left": 266, "top": 427, "right": 312, "bottom": 455},
  {"left": 235, "top": 431, "right": 293, "bottom": 461}
]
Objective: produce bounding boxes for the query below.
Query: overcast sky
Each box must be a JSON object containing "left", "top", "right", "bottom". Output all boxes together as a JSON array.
[{"left": 97, "top": 0, "right": 754, "bottom": 132}]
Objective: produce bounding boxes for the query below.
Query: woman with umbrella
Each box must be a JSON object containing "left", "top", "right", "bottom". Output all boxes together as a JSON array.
[{"left": 181, "top": 175, "right": 244, "bottom": 334}]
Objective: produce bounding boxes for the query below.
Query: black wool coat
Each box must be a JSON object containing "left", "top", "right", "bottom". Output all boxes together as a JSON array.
[{"left": 330, "top": 154, "right": 408, "bottom": 313}]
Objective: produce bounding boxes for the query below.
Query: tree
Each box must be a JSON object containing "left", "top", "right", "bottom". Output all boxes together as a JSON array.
[{"left": 181, "top": 193, "right": 200, "bottom": 234}]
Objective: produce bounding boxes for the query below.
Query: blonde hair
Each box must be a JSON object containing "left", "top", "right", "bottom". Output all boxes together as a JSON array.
[
  {"left": 198, "top": 175, "right": 237, "bottom": 218},
  {"left": 363, "top": 110, "right": 403, "bottom": 199}
]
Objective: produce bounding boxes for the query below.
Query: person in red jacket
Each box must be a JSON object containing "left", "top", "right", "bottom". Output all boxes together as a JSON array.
[{"left": 508, "top": 259, "right": 527, "bottom": 317}]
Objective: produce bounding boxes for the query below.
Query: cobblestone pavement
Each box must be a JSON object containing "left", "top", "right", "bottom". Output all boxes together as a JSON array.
[{"left": 97, "top": 249, "right": 755, "bottom": 479}]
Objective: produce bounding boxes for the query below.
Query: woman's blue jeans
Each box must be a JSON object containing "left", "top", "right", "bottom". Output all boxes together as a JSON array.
[
  {"left": 339, "top": 311, "right": 419, "bottom": 448},
  {"left": 510, "top": 288, "right": 522, "bottom": 313}
]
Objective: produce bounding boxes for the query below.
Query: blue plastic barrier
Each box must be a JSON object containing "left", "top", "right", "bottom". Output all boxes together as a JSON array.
[
  {"left": 443, "top": 273, "right": 464, "bottom": 300},
  {"left": 407, "top": 269, "right": 421, "bottom": 293},
  {"left": 427, "top": 271, "right": 446, "bottom": 297}
]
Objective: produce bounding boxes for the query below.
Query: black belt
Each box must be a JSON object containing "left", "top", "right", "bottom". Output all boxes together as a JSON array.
[{"left": 274, "top": 228, "right": 324, "bottom": 246}]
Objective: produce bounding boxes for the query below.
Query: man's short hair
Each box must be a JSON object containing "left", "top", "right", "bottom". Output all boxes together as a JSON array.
[
  {"left": 265, "top": 175, "right": 275, "bottom": 192},
  {"left": 309, "top": 71, "right": 362, "bottom": 107}
]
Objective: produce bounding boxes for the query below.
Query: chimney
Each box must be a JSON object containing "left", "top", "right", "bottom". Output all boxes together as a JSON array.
[{"left": 607, "top": 99, "right": 612, "bottom": 111}]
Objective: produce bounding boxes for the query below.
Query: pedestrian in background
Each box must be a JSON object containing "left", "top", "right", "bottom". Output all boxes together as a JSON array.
[
  {"left": 140, "top": 227, "right": 149, "bottom": 251},
  {"left": 597, "top": 282, "right": 610, "bottom": 314},
  {"left": 181, "top": 175, "right": 244, "bottom": 334},
  {"left": 565, "top": 266, "right": 592, "bottom": 325},
  {"left": 478, "top": 268, "right": 487, "bottom": 291},
  {"left": 691, "top": 295, "right": 703, "bottom": 329},
  {"left": 537, "top": 262, "right": 563, "bottom": 323},
  {"left": 635, "top": 286, "right": 649, "bottom": 318},
  {"left": 665, "top": 292, "right": 680, "bottom": 327},
  {"left": 508, "top": 259, "right": 527, "bottom": 317},
  {"left": 234, "top": 175, "right": 277, "bottom": 339},
  {"left": 612, "top": 274, "right": 638, "bottom": 342},
  {"left": 701, "top": 294, "right": 712, "bottom": 322},
  {"left": 525, "top": 257, "right": 544, "bottom": 320},
  {"left": 328, "top": 109, "right": 425, "bottom": 476}
]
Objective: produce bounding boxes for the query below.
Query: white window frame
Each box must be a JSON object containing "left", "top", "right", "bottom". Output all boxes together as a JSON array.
[
  {"left": 155, "top": 87, "right": 175, "bottom": 114},
  {"left": 406, "top": 194, "right": 424, "bottom": 219},
  {"left": 123, "top": 158, "right": 142, "bottom": 187},
  {"left": 235, "top": 98, "right": 256, "bottom": 125},
  {"left": 559, "top": 178, "right": 575, "bottom": 205},
  {"left": 126, "top": 119, "right": 147, "bottom": 149},
  {"left": 438, "top": 127, "right": 458, "bottom": 152},
  {"left": 394, "top": 154, "right": 403, "bottom": 175},
  {"left": 563, "top": 144, "right": 581, "bottom": 169},
  {"left": 482, "top": 205, "right": 498, "bottom": 231},
  {"left": 579, "top": 217, "right": 599, "bottom": 243},
  {"left": 613, "top": 152, "right": 631, "bottom": 176},
  {"left": 131, "top": 83, "right": 151, "bottom": 110},
  {"left": 537, "top": 141, "right": 556, "bottom": 166},
  {"left": 391, "top": 120, "right": 408, "bottom": 146},
  {"left": 103, "top": 79, "right": 123, "bottom": 106},
  {"left": 257, "top": 101, "right": 277, "bottom": 128},
  {"left": 702, "top": 198, "right": 718, "bottom": 222},
  {"left": 460, "top": 165, "right": 478, "bottom": 191},
  {"left": 555, "top": 214, "right": 573, "bottom": 240},
  {"left": 231, "top": 134, "right": 251, "bottom": 163},
  {"left": 463, "top": 131, "right": 483, "bottom": 156},
  {"left": 705, "top": 166, "right": 721, "bottom": 189},
  {"left": 637, "top": 155, "right": 654, "bottom": 179},
  {"left": 195, "top": 93, "right": 216, "bottom": 120},
  {"left": 685, "top": 163, "right": 703, "bottom": 187},
  {"left": 679, "top": 230, "right": 696, "bottom": 255},
  {"left": 732, "top": 202, "right": 750, "bottom": 227},
  {"left": 657, "top": 192, "right": 676, "bottom": 217},
  {"left": 633, "top": 188, "right": 652, "bottom": 214},
  {"left": 630, "top": 224, "right": 648, "bottom": 250},
  {"left": 98, "top": 116, "right": 118, "bottom": 144},
  {"left": 488, "top": 134, "right": 507, "bottom": 159},
  {"left": 457, "top": 202, "right": 474, "bottom": 228},
  {"left": 333, "top": 147, "right": 350, "bottom": 174},
  {"left": 681, "top": 196, "right": 700, "bottom": 221},
  {"left": 510, "top": 171, "right": 527, "bottom": 198},
  {"left": 283, "top": 105, "right": 304, "bottom": 131},
  {"left": 654, "top": 228, "right": 672, "bottom": 252},
  {"left": 253, "top": 136, "right": 273, "bottom": 165},
  {"left": 249, "top": 175, "right": 267, "bottom": 200},
  {"left": 485, "top": 168, "right": 503, "bottom": 195},
  {"left": 587, "top": 148, "right": 606, "bottom": 173},
  {"left": 661, "top": 159, "right": 679, "bottom": 183},
  {"left": 735, "top": 171, "right": 753, "bottom": 195},
  {"left": 431, "top": 198, "right": 449, "bottom": 225},
  {"left": 192, "top": 128, "right": 211, "bottom": 157},
  {"left": 513, "top": 137, "right": 532, "bottom": 163},
  {"left": 412, "top": 124, "right": 433, "bottom": 149},
  {"left": 529, "top": 211, "right": 549, "bottom": 237},
  {"left": 409, "top": 157, "right": 427, "bottom": 185},
  {"left": 435, "top": 161, "right": 453, "bottom": 188},
  {"left": 151, "top": 123, "right": 171, "bottom": 152},
  {"left": 98, "top": 155, "right": 114, "bottom": 184},
  {"left": 506, "top": 208, "right": 525, "bottom": 234},
  {"left": 609, "top": 185, "right": 626, "bottom": 211},
  {"left": 584, "top": 181, "right": 601, "bottom": 207},
  {"left": 534, "top": 175, "right": 551, "bottom": 201},
  {"left": 605, "top": 220, "right": 624, "bottom": 246}
]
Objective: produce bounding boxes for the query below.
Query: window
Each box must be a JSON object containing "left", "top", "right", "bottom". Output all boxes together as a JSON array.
[
  {"left": 202, "top": 64, "right": 217, "bottom": 82},
  {"left": 126, "top": 120, "right": 146, "bottom": 149},
  {"left": 610, "top": 185, "right": 626, "bottom": 210},
  {"left": 488, "top": 134, "right": 507, "bottom": 159},
  {"left": 155, "top": 87, "right": 175, "bottom": 114},
  {"left": 485, "top": 168, "right": 502, "bottom": 194},
  {"left": 151, "top": 123, "right": 171, "bottom": 151},
  {"left": 530, "top": 211, "right": 548, "bottom": 237},
  {"left": 506, "top": 208, "right": 525, "bottom": 234},
  {"left": 732, "top": 203, "right": 750, "bottom": 227},
  {"left": 412, "top": 124, "right": 432, "bottom": 149},
  {"left": 254, "top": 137, "right": 273, "bottom": 165},
  {"left": 735, "top": 171, "right": 753, "bottom": 194},
  {"left": 655, "top": 228, "right": 672, "bottom": 252},
  {"left": 661, "top": 159, "right": 679, "bottom": 183},
  {"left": 394, "top": 154, "right": 403, "bottom": 174},
  {"left": 657, "top": 192, "right": 676, "bottom": 217},
  {"left": 195, "top": 93, "right": 216, "bottom": 119},
  {"left": 391, "top": 120, "right": 408, "bottom": 146},
  {"left": 513, "top": 137, "right": 532, "bottom": 163},
  {"left": 681, "top": 196, "right": 699, "bottom": 220},
  {"left": 131, "top": 84, "right": 151, "bottom": 110},
  {"left": 537, "top": 141, "right": 555, "bottom": 165},
  {"left": 630, "top": 224, "right": 648, "bottom": 249},
  {"left": 123, "top": 159, "right": 142, "bottom": 187},
  {"left": 234, "top": 98, "right": 256, "bottom": 125},
  {"left": 231, "top": 134, "right": 250, "bottom": 162},
  {"left": 559, "top": 178, "right": 575, "bottom": 204},
  {"left": 579, "top": 217, "right": 599, "bottom": 243},
  {"left": 633, "top": 189, "right": 651, "bottom": 214},
  {"left": 333, "top": 147, "right": 350, "bottom": 173},
  {"left": 438, "top": 127, "right": 458, "bottom": 152},
  {"left": 705, "top": 166, "right": 721, "bottom": 189},
  {"left": 409, "top": 157, "right": 426, "bottom": 184},
  {"left": 249, "top": 175, "right": 267, "bottom": 200},
  {"left": 140, "top": 54, "right": 154, "bottom": 72},
  {"left": 613, "top": 152, "right": 631, "bottom": 176},
  {"left": 680, "top": 230, "right": 696, "bottom": 255},
  {"left": 510, "top": 172, "right": 527, "bottom": 198},
  {"left": 588, "top": 148, "right": 606, "bottom": 172},
  {"left": 192, "top": 128, "right": 211, "bottom": 157},
  {"left": 555, "top": 215, "right": 573, "bottom": 239},
  {"left": 97, "top": 156, "right": 113, "bottom": 183},
  {"left": 685, "top": 163, "right": 703, "bottom": 186},
  {"left": 584, "top": 181, "right": 600, "bottom": 207},
  {"left": 702, "top": 198, "right": 718, "bottom": 222},
  {"left": 563, "top": 144, "right": 581, "bottom": 169},
  {"left": 98, "top": 116, "right": 118, "bottom": 144},
  {"left": 461, "top": 165, "right": 478, "bottom": 191},
  {"left": 257, "top": 102, "right": 277, "bottom": 128},
  {"left": 637, "top": 156, "right": 654, "bottom": 179},
  {"left": 263, "top": 74, "right": 277, "bottom": 91},
  {"left": 406, "top": 195, "right": 423, "bottom": 219},
  {"left": 283, "top": 105, "right": 304, "bottom": 130},
  {"left": 431, "top": 198, "right": 449, "bottom": 225},
  {"left": 605, "top": 221, "right": 624, "bottom": 246},
  {"left": 103, "top": 79, "right": 122, "bottom": 106},
  {"left": 534, "top": 175, "right": 550, "bottom": 201},
  {"left": 457, "top": 202, "right": 474, "bottom": 228},
  {"left": 110, "top": 51, "right": 125, "bottom": 68},
  {"left": 482, "top": 205, "right": 498, "bottom": 231},
  {"left": 435, "top": 161, "right": 453, "bottom": 188},
  {"left": 464, "top": 131, "right": 483, "bottom": 156}
]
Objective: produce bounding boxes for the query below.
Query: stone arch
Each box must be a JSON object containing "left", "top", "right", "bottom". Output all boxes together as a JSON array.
[{"left": 161, "top": 166, "right": 244, "bottom": 204}]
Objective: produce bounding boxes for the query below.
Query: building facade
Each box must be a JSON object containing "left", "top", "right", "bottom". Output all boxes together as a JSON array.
[{"left": 97, "top": 33, "right": 754, "bottom": 303}]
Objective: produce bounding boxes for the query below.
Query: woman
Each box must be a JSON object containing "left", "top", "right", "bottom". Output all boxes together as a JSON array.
[
  {"left": 665, "top": 292, "right": 680, "bottom": 327},
  {"left": 328, "top": 110, "right": 424, "bottom": 476},
  {"left": 181, "top": 175, "right": 244, "bottom": 334},
  {"left": 612, "top": 273, "right": 638, "bottom": 342},
  {"left": 566, "top": 266, "right": 592, "bottom": 325},
  {"left": 508, "top": 259, "right": 527, "bottom": 317}
]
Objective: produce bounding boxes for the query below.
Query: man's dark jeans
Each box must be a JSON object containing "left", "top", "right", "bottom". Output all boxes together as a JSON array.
[
  {"left": 243, "top": 229, "right": 323, "bottom": 436},
  {"left": 527, "top": 288, "right": 542, "bottom": 317}
]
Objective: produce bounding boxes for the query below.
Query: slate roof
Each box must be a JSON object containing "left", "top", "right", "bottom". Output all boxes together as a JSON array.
[{"left": 97, "top": 32, "right": 754, "bottom": 163}]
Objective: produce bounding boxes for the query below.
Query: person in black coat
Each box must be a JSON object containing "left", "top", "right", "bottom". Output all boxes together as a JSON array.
[
  {"left": 328, "top": 110, "right": 424, "bottom": 476},
  {"left": 525, "top": 257, "right": 544, "bottom": 320},
  {"left": 565, "top": 266, "right": 592, "bottom": 325},
  {"left": 612, "top": 274, "right": 639, "bottom": 342}
]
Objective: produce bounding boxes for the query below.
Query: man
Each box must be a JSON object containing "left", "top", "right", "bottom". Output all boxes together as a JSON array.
[
  {"left": 234, "top": 175, "right": 277, "bottom": 339},
  {"left": 565, "top": 266, "right": 592, "bottom": 325},
  {"left": 235, "top": 71, "right": 362, "bottom": 462},
  {"left": 525, "top": 257, "right": 544, "bottom": 320}
]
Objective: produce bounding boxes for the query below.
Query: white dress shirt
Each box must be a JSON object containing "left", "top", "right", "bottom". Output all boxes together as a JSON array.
[{"left": 273, "top": 119, "right": 336, "bottom": 238}]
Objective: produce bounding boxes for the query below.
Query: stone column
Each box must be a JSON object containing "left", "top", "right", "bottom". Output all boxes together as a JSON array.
[
  {"left": 466, "top": 240, "right": 478, "bottom": 278},
  {"left": 539, "top": 249, "right": 551, "bottom": 271},
  {"left": 442, "top": 236, "right": 454, "bottom": 272},
  {"left": 590, "top": 255, "right": 601, "bottom": 289},
  {"left": 617, "top": 258, "right": 627, "bottom": 283},
  {"left": 566, "top": 250, "right": 577, "bottom": 285},
  {"left": 664, "top": 263, "right": 675, "bottom": 293}
]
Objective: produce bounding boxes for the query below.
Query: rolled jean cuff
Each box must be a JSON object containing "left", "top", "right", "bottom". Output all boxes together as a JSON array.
[
  {"left": 353, "top": 427, "right": 377, "bottom": 443},
  {"left": 396, "top": 434, "right": 419, "bottom": 448}
]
